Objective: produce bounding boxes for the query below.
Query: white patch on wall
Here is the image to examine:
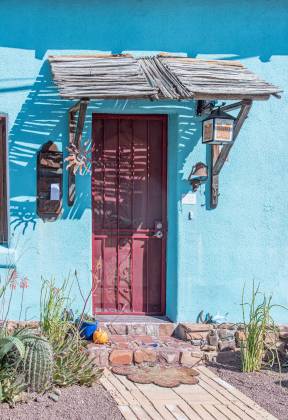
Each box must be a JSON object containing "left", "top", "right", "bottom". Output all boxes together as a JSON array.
[
  {"left": 182, "top": 192, "right": 197, "bottom": 205},
  {"left": 50, "top": 183, "right": 60, "bottom": 200}
]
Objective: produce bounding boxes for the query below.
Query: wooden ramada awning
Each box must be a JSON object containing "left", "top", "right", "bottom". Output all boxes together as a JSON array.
[
  {"left": 49, "top": 54, "right": 281, "bottom": 101},
  {"left": 49, "top": 54, "right": 282, "bottom": 210}
]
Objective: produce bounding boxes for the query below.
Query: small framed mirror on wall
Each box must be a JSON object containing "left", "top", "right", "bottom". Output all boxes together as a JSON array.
[{"left": 37, "top": 141, "right": 63, "bottom": 221}]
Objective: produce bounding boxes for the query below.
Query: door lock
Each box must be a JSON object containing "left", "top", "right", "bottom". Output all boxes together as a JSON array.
[
  {"left": 154, "top": 230, "right": 163, "bottom": 239},
  {"left": 153, "top": 221, "right": 163, "bottom": 239}
]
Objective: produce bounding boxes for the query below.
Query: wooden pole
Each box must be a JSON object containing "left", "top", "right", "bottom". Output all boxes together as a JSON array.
[
  {"left": 210, "top": 145, "right": 221, "bottom": 209},
  {"left": 68, "top": 99, "right": 89, "bottom": 206}
]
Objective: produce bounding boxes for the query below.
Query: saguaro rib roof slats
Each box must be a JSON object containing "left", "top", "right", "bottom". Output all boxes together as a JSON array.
[
  {"left": 49, "top": 56, "right": 158, "bottom": 99},
  {"left": 161, "top": 57, "right": 280, "bottom": 99},
  {"left": 49, "top": 54, "right": 281, "bottom": 100}
]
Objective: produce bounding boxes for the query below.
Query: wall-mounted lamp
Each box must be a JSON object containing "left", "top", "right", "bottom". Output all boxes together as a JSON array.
[
  {"left": 188, "top": 162, "right": 208, "bottom": 192},
  {"left": 202, "top": 108, "right": 235, "bottom": 145}
]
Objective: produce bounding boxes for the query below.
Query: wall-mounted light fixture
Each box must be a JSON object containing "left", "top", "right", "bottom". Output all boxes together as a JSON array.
[
  {"left": 188, "top": 162, "right": 208, "bottom": 192},
  {"left": 196, "top": 99, "right": 216, "bottom": 116},
  {"left": 196, "top": 99, "right": 253, "bottom": 208},
  {"left": 202, "top": 108, "right": 235, "bottom": 145}
]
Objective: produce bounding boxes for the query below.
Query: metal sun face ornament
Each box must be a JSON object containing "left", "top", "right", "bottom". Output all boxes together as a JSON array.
[{"left": 202, "top": 108, "right": 235, "bottom": 145}]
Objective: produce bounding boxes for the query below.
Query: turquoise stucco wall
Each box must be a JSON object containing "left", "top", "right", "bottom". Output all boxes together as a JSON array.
[{"left": 0, "top": 0, "right": 287, "bottom": 322}]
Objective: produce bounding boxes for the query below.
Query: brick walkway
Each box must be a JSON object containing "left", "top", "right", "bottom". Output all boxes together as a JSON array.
[{"left": 101, "top": 366, "right": 276, "bottom": 420}]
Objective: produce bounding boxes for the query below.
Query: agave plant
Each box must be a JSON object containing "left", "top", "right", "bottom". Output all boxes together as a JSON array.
[{"left": 0, "top": 334, "right": 25, "bottom": 364}]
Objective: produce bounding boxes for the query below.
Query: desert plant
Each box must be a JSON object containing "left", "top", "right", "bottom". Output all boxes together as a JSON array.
[
  {"left": 52, "top": 327, "right": 102, "bottom": 387},
  {"left": 0, "top": 334, "right": 26, "bottom": 405},
  {"left": 39, "top": 276, "right": 102, "bottom": 387},
  {"left": 240, "top": 281, "right": 283, "bottom": 373},
  {"left": 0, "top": 329, "right": 53, "bottom": 393},
  {"left": 40, "top": 277, "right": 72, "bottom": 345},
  {"left": 0, "top": 335, "right": 26, "bottom": 363},
  {"left": 0, "top": 368, "right": 26, "bottom": 406},
  {"left": 21, "top": 334, "right": 53, "bottom": 392}
]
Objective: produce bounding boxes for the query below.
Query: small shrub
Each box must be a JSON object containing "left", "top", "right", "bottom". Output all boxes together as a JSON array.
[
  {"left": 40, "top": 277, "right": 102, "bottom": 388},
  {"left": 52, "top": 327, "right": 102, "bottom": 387},
  {"left": 240, "top": 281, "right": 284, "bottom": 373},
  {"left": 0, "top": 368, "right": 26, "bottom": 407},
  {"left": 40, "top": 277, "right": 72, "bottom": 345}
]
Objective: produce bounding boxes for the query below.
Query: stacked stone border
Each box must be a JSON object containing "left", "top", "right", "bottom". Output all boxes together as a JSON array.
[{"left": 6, "top": 320, "right": 288, "bottom": 368}]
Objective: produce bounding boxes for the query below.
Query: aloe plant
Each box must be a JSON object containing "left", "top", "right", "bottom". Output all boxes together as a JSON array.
[{"left": 52, "top": 326, "right": 101, "bottom": 387}]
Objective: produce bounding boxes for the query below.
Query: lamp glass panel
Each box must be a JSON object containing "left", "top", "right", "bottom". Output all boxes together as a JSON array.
[
  {"left": 203, "top": 119, "right": 213, "bottom": 143},
  {"left": 214, "top": 118, "right": 234, "bottom": 142}
]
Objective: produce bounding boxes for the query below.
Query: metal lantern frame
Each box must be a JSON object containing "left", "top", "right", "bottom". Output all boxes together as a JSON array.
[{"left": 202, "top": 108, "right": 236, "bottom": 145}]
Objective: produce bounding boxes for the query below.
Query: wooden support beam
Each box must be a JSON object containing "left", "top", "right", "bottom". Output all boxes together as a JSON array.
[
  {"left": 213, "top": 100, "right": 252, "bottom": 176},
  {"left": 68, "top": 99, "right": 89, "bottom": 206},
  {"left": 68, "top": 99, "right": 82, "bottom": 113},
  {"left": 197, "top": 99, "right": 245, "bottom": 117},
  {"left": 210, "top": 145, "right": 221, "bottom": 209},
  {"left": 68, "top": 109, "right": 76, "bottom": 206},
  {"left": 218, "top": 100, "right": 246, "bottom": 113},
  {"left": 194, "top": 93, "right": 269, "bottom": 101},
  {"left": 210, "top": 99, "right": 252, "bottom": 209},
  {"left": 74, "top": 100, "right": 89, "bottom": 148}
]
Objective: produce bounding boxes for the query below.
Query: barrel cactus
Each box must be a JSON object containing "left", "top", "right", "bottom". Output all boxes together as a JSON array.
[
  {"left": 0, "top": 329, "right": 54, "bottom": 393},
  {"left": 21, "top": 335, "right": 53, "bottom": 392}
]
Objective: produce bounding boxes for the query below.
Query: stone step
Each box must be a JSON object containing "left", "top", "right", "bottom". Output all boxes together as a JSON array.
[
  {"left": 98, "top": 321, "right": 176, "bottom": 337},
  {"left": 86, "top": 334, "right": 214, "bottom": 368}
]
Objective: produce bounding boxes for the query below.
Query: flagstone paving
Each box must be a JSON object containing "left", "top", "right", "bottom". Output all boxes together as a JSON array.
[{"left": 100, "top": 366, "right": 277, "bottom": 420}]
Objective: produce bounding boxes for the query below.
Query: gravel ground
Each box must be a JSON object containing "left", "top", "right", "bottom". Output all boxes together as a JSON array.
[
  {"left": 0, "top": 383, "right": 124, "bottom": 420},
  {"left": 208, "top": 352, "right": 288, "bottom": 420}
]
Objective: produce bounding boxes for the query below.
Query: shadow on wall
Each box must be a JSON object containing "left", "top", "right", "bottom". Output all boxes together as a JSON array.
[
  {"left": 0, "top": 0, "right": 287, "bottom": 61},
  {"left": 8, "top": 59, "right": 203, "bottom": 236},
  {"left": 4, "top": 0, "right": 288, "bottom": 235},
  {"left": 9, "top": 60, "right": 70, "bottom": 234},
  {"left": 8, "top": 60, "right": 98, "bottom": 234}
]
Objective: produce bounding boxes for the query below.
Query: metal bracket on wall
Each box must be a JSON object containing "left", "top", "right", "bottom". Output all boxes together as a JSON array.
[
  {"left": 68, "top": 98, "right": 89, "bottom": 206},
  {"left": 210, "top": 99, "right": 253, "bottom": 208}
]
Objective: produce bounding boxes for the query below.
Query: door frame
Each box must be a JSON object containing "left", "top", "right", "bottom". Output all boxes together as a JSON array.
[{"left": 91, "top": 113, "right": 168, "bottom": 315}]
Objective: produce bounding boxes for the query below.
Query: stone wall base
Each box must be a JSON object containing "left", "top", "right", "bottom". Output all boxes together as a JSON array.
[{"left": 4, "top": 320, "right": 288, "bottom": 368}]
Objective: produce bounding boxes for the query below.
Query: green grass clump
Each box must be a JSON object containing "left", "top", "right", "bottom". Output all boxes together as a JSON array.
[
  {"left": 40, "top": 277, "right": 102, "bottom": 388},
  {"left": 240, "top": 281, "right": 284, "bottom": 373}
]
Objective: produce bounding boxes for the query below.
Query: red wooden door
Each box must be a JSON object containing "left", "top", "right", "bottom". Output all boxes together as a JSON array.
[{"left": 91, "top": 114, "right": 167, "bottom": 315}]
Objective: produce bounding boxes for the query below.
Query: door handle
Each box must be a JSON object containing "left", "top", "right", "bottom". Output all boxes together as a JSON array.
[
  {"left": 153, "top": 221, "right": 163, "bottom": 239},
  {"left": 153, "top": 230, "right": 163, "bottom": 239}
]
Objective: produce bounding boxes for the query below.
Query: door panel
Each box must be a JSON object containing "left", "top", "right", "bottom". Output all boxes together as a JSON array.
[{"left": 92, "top": 114, "right": 167, "bottom": 315}]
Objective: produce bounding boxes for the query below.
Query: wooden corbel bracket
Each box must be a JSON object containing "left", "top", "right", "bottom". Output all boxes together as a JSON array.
[
  {"left": 210, "top": 99, "right": 252, "bottom": 208},
  {"left": 68, "top": 98, "right": 89, "bottom": 206}
]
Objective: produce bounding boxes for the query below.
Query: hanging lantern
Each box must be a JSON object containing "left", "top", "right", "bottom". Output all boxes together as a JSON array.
[{"left": 202, "top": 108, "right": 235, "bottom": 144}]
